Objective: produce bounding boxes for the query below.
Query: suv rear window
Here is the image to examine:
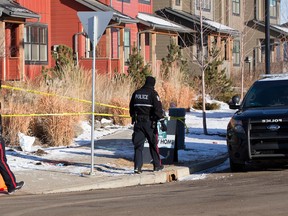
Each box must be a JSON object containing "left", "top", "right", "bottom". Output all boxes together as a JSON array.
[{"left": 243, "top": 80, "right": 288, "bottom": 108}]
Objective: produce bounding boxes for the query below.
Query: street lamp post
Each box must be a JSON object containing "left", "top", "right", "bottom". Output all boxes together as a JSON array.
[{"left": 265, "top": 0, "right": 271, "bottom": 74}]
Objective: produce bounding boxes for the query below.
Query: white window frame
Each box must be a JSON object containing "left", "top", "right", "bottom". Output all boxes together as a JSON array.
[
  {"left": 24, "top": 24, "right": 48, "bottom": 64},
  {"left": 232, "top": 0, "right": 240, "bottom": 15},
  {"left": 270, "top": 0, "right": 277, "bottom": 18},
  {"left": 196, "top": 0, "right": 211, "bottom": 11},
  {"left": 233, "top": 40, "right": 240, "bottom": 66}
]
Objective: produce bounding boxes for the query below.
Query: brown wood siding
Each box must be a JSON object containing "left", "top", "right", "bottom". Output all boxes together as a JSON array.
[
  {"left": 154, "top": 0, "right": 171, "bottom": 12},
  {"left": 227, "top": 0, "right": 245, "bottom": 32},
  {"left": 183, "top": 0, "right": 194, "bottom": 13},
  {"left": 245, "top": 0, "right": 255, "bottom": 21},
  {"left": 214, "top": 0, "right": 221, "bottom": 23},
  {"left": 156, "top": 35, "right": 171, "bottom": 61}
]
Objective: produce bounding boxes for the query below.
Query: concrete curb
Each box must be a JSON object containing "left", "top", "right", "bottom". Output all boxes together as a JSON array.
[
  {"left": 42, "top": 172, "right": 168, "bottom": 194},
  {"left": 40, "top": 154, "right": 228, "bottom": 194},
  {"left": 189, "top": 153, "right": 229, "bottom": 173}
]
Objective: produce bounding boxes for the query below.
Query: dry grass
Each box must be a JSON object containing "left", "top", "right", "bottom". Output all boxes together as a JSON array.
[
  {"left": 1, "top": 63, "right": 194, "bottom": 147},
  {"left": 2, "top": 103, "right": 33, "bottom": 146},
  {"left": 30, "top": 96, "right": 81, "bottom": 146},
  {"left": 109, "top": 98, "right": 130, "bottom": 126},
  {"left": 2, "top": 65, "right": 90, "bottom": 146},
  {"left": 1, "top": 65, "right": 134, "bottom": 146},
  {"left": 156, "top": 66, "right": 195, "bottom": 110}
]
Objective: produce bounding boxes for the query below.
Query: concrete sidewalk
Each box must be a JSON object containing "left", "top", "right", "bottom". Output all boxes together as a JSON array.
[{"left": 6, "top": 129, "right": 228, "bottom": 195}]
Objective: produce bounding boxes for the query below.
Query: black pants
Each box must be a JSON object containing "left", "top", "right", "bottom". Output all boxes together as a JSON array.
[
  {"left": 0, "top": 138, "right": 16, "bottom": 191},
  {"left": 132, "top": 118, "right": 161, "bottom": 170}
]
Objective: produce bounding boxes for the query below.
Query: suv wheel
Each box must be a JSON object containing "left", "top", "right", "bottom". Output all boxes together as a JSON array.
[{"left": 229, "top": 159, "right": 245, "bottom": 172}]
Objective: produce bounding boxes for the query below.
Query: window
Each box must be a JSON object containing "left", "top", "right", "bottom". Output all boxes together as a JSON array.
[
  {"left": 124, "top": 29, "right": 130, "bottom": 63},
  {"left": 270, "top": 0, "right": 277, "bottom": 18},
  {"left": 259, "top": 39, "right": 275, "bottom": 63},
  {"left": 175, "top": 0, "right": 181, "bottom": 6},
  {"left": 139, "top": 0, "right": 150, "bottom": 4},
  {"left": 232, "top": 0, "right": 240, "bottom": 15},
  {"left": 24, "top": 24, "right": 48, "bottom": 64},
  {"left": 233, "top": 40, "right": 240, "bottom": 66},
  {"left": 118, "top": 29, "right": 130, "bottom": 64},
  {"left": 196, "top": 0, "right": 211, "bottom": 11},
  {"left": 260, "top": 39, "right": 265, "bottom": 63},
  {"left": 284, "top": 42, "right": 288, "bottom": 62}
]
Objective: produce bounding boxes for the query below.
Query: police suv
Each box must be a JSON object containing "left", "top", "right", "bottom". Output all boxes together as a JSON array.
[{"left": 227, "top": 74, "right": 288, "bottom": 171}]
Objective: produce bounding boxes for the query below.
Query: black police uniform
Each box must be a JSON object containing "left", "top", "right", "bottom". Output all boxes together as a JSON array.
[
  {"left": 129, "top": 76, "right": 165, "bottom": 173},
  {"left": 0, "top": 110, "right": 24, "bottom": 194},
  {"left": 0, "top": 114, "right": 17, "bottom": 192}
]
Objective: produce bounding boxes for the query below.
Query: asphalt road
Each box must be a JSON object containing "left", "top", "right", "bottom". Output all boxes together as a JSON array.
[{"left": 2, "top": 166, "right": 288, "bottom": 216}]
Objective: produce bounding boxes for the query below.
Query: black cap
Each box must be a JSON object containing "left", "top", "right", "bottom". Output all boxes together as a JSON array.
[{"left": 144, "top": 76, "right": 156, "bottom": 87}]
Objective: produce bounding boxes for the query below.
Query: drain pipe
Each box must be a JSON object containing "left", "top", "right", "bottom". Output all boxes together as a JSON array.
[{"left": 74, "top": 32, "right": 86, "bottom": 66}]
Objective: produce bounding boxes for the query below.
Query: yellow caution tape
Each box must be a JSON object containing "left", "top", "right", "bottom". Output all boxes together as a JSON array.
[
  {"left": 1, "top": 85, "right": 129, "bottom": 111},
  {"left": 1, "top": 85, "right": 189, "bottom": 130},
  {"left": 2, "top": 112, "right": 130, "bottom": 118}
]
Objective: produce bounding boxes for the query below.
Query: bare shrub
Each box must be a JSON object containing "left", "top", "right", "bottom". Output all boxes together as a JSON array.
[
  {"left": 1, "top": 61, "right": 195, "bottom": 147},
  {"left": 2, "top": 103, "right": 32, "bottom": 146},
  {"left": 178, "top": 86, "right": 196, "bottom": 108},
  {"left": 156, "top": 65, "right": 195, "bottom": 110},
  {"left": 94, "top": 75, "right": 133, "bottom": 121},
  {"left": 31, "top": 96, "right": 81, "bottom": 146},
  {"left": 2, "top": 65, "right": 89, "bottom": 146},
  {"left": 157, "top": 82, "right": 195, "bottom": 110},
  {"left": 1, "top": 80, "right": 38, "bottom": 145},
  {"left": 109, "top": 98, "right": 130, "bottom": 126}
]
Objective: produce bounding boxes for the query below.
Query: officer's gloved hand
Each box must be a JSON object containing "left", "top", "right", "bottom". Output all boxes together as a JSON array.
[
  {"left": 131, "top": 116, "right": 136, "bottom": 124},
  {"left": 160, "top": 120, "right": 167, "bottom": 132}
]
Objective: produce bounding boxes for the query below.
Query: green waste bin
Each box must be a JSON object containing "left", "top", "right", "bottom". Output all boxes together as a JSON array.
[{"left": 169, "top": 108, "right": 186, "bottom": 162}]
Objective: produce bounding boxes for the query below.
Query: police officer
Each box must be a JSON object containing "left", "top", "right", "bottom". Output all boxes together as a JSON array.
[
  {"left": 129, "top": 76, "right": 167, "bottom": 174},
  {"left": 0, "top": 101, "right": 24, "bottom": 194}
]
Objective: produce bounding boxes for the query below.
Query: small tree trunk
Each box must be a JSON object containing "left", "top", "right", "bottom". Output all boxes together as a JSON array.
[{"left": 200, "top": 0, "right": 208, "bottom": 135}]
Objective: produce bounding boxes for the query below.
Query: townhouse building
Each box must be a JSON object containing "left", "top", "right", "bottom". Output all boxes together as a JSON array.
[
  {"left": 154, "top": 0, "right": 240, "bottom": 76},
  {"left": 0, "top": 0, "right": 190, "bottom": 81},
  {"left": 243, "top": 0, "right": 288, "bottom": 75},
  {"left": 155, "top": 0, "right": 288, "bottom": 78},
  {"left": 1, "top": 0, "right": 287, "bottom": 81}
]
